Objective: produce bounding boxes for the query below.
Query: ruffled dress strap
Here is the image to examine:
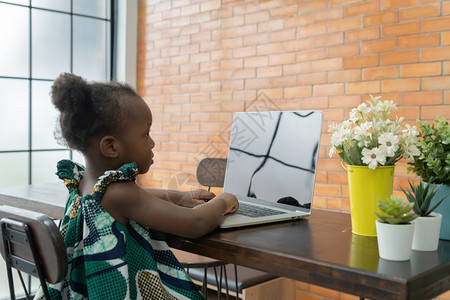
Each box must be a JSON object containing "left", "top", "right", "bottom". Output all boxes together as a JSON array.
[
  {"left": 91, "top": 162, "right": 139, "bottom": 201},
  {"left": 56, "top": 159, "right": 85, "bottom": 193}
]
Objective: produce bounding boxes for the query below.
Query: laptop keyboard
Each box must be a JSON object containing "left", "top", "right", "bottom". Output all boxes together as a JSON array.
[{"left": 235, "top": 202, "right": 287, "bottom": 218}]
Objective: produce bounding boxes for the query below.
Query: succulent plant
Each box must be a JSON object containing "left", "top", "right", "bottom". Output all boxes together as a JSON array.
[
  {"left": 402, "top": 180, "right": 447, "bottom": 217},
  {"left": 375, "top": 195, "right": 418, "bottom": 224}
]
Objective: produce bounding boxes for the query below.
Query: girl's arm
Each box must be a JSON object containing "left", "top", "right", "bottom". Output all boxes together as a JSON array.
[
  {"left": 144, "top": 187, "right": 215, "bottom": 207},
  {"left": 101, "top": 181, "right": 239, "bottom": 238}
]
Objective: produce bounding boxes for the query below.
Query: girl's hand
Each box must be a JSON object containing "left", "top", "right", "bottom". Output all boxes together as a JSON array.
[
  {"left": 178, "top": 189, "right": 215, "bottom": 207},
  {"left": 216, "top": 192, "right": 239, "bottom": 214}
]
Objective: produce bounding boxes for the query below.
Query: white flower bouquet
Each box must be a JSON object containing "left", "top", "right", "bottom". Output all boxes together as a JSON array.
[{"left": 328, "top": 95, "right": 420, "bottom": 169}]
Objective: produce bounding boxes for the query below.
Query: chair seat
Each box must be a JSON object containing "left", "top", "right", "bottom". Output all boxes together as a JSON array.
[
  {"left": 172, "top": 249, "right": 226, "bottom": 268},
  {"left": 187, "top": 264, "right": 277, "bottom": 294}
]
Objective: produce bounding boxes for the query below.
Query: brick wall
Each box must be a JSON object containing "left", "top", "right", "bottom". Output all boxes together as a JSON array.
[{"left": 137, "top": 0, "right": 450, "bottom": 299}]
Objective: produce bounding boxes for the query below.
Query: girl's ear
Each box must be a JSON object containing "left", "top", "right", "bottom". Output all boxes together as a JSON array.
[{"left": 99, "top": 136, "right": 120, "bottom": 158}]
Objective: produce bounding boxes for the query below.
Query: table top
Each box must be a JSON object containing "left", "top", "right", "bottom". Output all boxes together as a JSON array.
[{"left": 1, "top": 182, "right": 450, "bottom": 300}]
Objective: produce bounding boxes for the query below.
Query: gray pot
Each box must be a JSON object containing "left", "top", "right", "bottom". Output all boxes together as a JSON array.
[{"left": 429, "top": 183, "right": 450, "bottom": 240}]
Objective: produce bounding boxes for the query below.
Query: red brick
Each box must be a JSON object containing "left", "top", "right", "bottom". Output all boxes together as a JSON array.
[
  {"left": 445, "top": 2, "right": 450, "bottom": 15},
  {"left": 328, "top": 44, "right": 360, "bottom": 58},
  {"left": 222, "top": 16, "right": 244, "bottom": 28},
  {"left": 446, "top": 91, "right": 450, "bottom": 105},
  {"left": 233, "top": 46, "right": 256, "bottom": 58},
  {"left": 346, "top": 27, "right": 379, "bottom": 43},
  {"left": 344, "top": 55, "right": 379, "bottom": 69},
  {"left": 423, "top": 76, "right": 450, "bottom": 90},
  {"left": 269, "top": 28, "right": 296, "bottom": 43},
  {"left": 244, "top": 56, "right": 268, "bottom": 68},
  {"left": 361, "top": 38, "right": 397, "bottom": 54},
  {"left": 423, "top": 17, "right": 450, "bottom": 33},
  {"left": 313, "top": 7, "right": 343, "bottom": 23},
  {"left": 283, "top": 38, "right": 312, "bottom": 52},
  {"left": 401, "top": 62, "right": 441, "bottom": 77},
  {"left": 328, "top": 17, "right": 361, "bottom": 33},
  {"left": 346, "top": 81, "right": 380, "bottom": 95},
  {"left": 381, "top": 50, "right": 419, "bottom": 65},
  {"left": 299, "top": 73, "right": 327, "bottom": 85},
  {"left": 345, "top": 0, "right": 379, "bottom": 17},
  {"left": 362, "top": 66, "right": 399, "bottom": 80},
  {"left": 421, "top": 105, "right": 450, "bottom": 119},
  {"left": 445, "top": 61, "right": 450, "bottom": 75},
  {"left": 297, "top": 23, "right": 327, "bottom": 38},
  {"left": 297, "top": 48, "right": 326, "bottom": 62},
  {"left": 270, "top": 5, "right": 298, "bottom": 19},
  {"left": 443, "top": 32, "right": 450, "bottom": 46},
  {"left": 314, "top": 83, "right": 344, "bottom": 96},
  {"left": 298, "top": 0, "right": 328, "bottom": 14},
  {"left": 381, "top": 0, "right": 419, "bottom": 10},
  {"left": 422, "top": 46, "right": 450, "bottom": 62},
  {"left": 382, "top": 78, "right": 420, "bottom": 92},
  {"left": 382, "top": 21, "right": 420, "bottom": 37},
  {"left": 245, "top": 78, "right": 270, "bottom": 89},
  {"left": 269, "top": 53, "right": 296, "bottom": 66},
  {"left": 330, "top": 0, "right": 361, "bottom": 6},
  {"left": 363, "top": 11, "right": 398, "bottom": 27},
  {"left": 258, "top": 19, "right": 284, "bottom": 33},
  {"left": 243, "top": 33, "right": 269, "bottom": 46},
  {"left": 329, "top": 69, "right": 361, "bottom": 83},
  {"left": 284, "top": 15, "right": 312, "bottom": 28},
  {"left": 329, "top": 95, "right": 362, "bottom": 108},
  {"left": 313, "top": 32, "right": 344, "bottom": 47},
  {"left": 257, "top": 66, "right": 282, "bottom": 78},
  {"left": 398, "top": 33, "right": 440, "bottom": 49},
  {"left": 284, "top": 86, "right": 312, "bottom": 98},
  {"left": 271, "top": 76, "right": 298, "bottom": 88},
  {"left": 283, "top": 63, "right": 311, "bottom": 75},
  {"left": 402, "top": 91, "right": 443, "bottom": 105},
  {"left": 399, "top": 3, "right": 440, "bottom": 20},
  {"left": 312, "top": 58, "right": 343, "bottom": 72}
]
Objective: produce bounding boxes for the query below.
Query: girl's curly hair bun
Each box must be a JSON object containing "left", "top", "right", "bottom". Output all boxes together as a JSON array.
[{"left": 51, "top": 73, "right": 92, "bottom": 114}]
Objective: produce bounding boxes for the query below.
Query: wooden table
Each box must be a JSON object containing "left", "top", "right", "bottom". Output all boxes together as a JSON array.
[{"left": 1, "top": 183, "right": 450, "bottom": 300}]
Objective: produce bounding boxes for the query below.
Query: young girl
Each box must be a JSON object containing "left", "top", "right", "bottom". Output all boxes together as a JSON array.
[{"left": 35, "top": 73, "right": 238, "bottom": 300}]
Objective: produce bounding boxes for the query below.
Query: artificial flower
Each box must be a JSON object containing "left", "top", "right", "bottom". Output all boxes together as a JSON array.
[{"left": 328, "top": 95, "right": 419, "bottom": 169}]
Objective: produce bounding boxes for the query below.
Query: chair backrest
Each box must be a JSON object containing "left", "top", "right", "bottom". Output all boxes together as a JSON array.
[
  {"left": 0, "top": 205, "right": 67, "bottom": 299},
  {"left": 196, "top": 158, "right": 227, "bottom": 189}
]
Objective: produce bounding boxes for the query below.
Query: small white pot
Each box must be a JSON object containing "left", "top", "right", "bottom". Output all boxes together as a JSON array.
[
  {"left": 412, "top": 212, "right": 442, "bottom": 251},
  {"left": 376, "top": 220, "right": 415, "bottom": 261}
]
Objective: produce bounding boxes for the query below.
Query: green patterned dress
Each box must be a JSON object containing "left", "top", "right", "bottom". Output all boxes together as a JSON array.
[{"left": 34, "top": 160, "right": 204, "bottom": 300}]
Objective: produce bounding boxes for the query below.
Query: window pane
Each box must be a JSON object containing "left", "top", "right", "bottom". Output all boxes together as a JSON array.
[
  {"left": 73, "top": 0, "right": 108, "bottom": 19},
  {"left": 32, "top": 0, "right": 70, "bottom": 12},
  {"left": 32, "top": 151, "right": 70, "bottom": 184},
  {"left": 3, "top": 0, "right": 29, "bottom": 5},
  {"left": 0, "top": 79, "right": 29, "bottom": 151},
  {"left": 32, "top": 81, "right": 62, "bottom": 150},
  {"left": 0, "top": 4, "right": 29, "bottom": 77},
  {"left": 32, "top": 9, "right": 71, "bottom": 79},
  {"left": 0, "top": 153, "right": 29, "bottom": 187},
  {"left": 73, "top": 16, "right": 110, "bottom": 81}
]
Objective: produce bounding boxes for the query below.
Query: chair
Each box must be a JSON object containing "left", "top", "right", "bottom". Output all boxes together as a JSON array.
[
  {"left": 174, "top": 157, "right": 233, "bottom": 299},
  {"left": 176, "top": 158, "right": 287, "bottom": 300},
  {"left": 0, "top": 205, "right": 67, "bottom": 300}
]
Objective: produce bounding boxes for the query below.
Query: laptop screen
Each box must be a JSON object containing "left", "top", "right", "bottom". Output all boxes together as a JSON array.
[{"left": 223, "top": 110, "right": 323, "bottom": 210}]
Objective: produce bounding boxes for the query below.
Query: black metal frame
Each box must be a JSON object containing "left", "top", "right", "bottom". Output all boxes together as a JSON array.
[{"left": 1, "top": 218, "right": 50, "bottom": 300}]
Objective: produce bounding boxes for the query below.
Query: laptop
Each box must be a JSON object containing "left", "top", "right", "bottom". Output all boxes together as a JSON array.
[{"left": 220, "top": 110, "right": 323, "bottom": 228}]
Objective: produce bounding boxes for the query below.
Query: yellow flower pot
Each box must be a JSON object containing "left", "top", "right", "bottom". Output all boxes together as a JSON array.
[{"left": 346, "top": 165, "right": 395, "bottom": 237}]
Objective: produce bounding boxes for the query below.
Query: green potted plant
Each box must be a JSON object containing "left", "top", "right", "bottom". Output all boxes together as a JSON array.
[
  {"left": 375, "top": 195, "right": 418, "bottom": 261},
  {"left": 408, "top": 117, "right": 450, "bottom": 240},
  {"left": 402, "top": 181, "right": 447, "bottom": 251}
]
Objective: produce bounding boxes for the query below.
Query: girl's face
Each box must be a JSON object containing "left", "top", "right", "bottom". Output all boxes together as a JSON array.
[{"left": 118, "top": 97, "right": 155, "bottom": 174}]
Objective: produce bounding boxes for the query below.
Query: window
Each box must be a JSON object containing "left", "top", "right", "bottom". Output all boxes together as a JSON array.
[{"left": 0, "top": 0, "right": 113, "bottom": 187}]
